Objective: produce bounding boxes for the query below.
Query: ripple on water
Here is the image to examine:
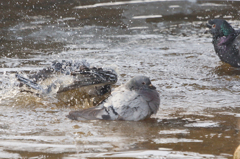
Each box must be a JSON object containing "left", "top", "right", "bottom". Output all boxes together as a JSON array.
[{"left": 1, "top": 0, "right": 240, "bottom": 158}]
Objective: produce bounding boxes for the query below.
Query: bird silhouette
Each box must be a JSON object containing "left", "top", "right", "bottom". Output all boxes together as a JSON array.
[
  {"left": 16, "top": 60, "right": 117, "bottom": 96},
  {"left": 67, "top": 76, "right": 160, "bottom": 121},
  {"left": 206, "top": 19, "right": 240, "bottom": 67}
]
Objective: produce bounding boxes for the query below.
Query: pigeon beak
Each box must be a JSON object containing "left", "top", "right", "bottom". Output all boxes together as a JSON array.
[
  {"left": 206, "top": 22, "right": 212, "bottom": 29},
  {"left": 148, "top": 84, "right": 156, "bottom": 90}
]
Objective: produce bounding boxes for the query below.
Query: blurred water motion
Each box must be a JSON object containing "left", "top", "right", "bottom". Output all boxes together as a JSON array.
[{"left": 1, "top": 0, "right": 240, "bottom": 158}]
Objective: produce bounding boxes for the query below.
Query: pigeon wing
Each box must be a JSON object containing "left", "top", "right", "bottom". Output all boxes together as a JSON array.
[
  {"left": 17, "top": 60, "right": 117, "bottom": 94},
  {"left": 16, "top": 74, "right": 45, "bottom": 92},
  {"left": 107, "top": 88, "right": 154, "bottom": 121},
  {"left": 138, "top": 89, "right": 160, "bottom": 115},
  {"left": 233, "top": 35, "right": 240, "bottom": 57}
]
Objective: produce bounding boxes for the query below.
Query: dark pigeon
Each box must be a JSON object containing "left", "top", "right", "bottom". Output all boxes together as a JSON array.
[
  {"left": 67, "top": 76, "right": 160, "bottom": 121},
  {"left": 16, "top": 60, "right": 118, "bottom": 96},
  {"left": 206, "top": 19, "right": 240, "bottom": 67}
]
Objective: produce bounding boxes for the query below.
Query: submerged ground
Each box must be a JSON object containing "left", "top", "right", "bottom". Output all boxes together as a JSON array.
[{"left": 1, "top": 0, "right": 240, "bottom": 158}]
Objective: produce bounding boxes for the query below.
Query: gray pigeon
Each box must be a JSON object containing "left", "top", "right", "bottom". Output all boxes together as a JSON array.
[
  {"left": 206, "top": 19, "right": 240, "bottom": 67},
  {"left": 16, "top": 60, "right": 118, "bottom": 96},
  {"left": 67, "top": 76, "right": 160, "bottom": 121}
]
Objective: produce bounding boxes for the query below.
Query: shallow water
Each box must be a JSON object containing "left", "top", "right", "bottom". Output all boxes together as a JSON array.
[{"left": 1, "top": 0, "right": 240, "bottom": 158}]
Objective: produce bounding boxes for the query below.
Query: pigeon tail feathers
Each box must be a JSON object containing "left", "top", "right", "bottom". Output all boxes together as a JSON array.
[{"left": 67, "top": 105, "right": 119, "bottom": 120}]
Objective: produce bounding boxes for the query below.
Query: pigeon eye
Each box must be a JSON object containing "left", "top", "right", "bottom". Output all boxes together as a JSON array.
[
  {"left": 142, "top": 82, "right": 145, "bottom": 85},
  {"left": 212, "top": 24, "right": 216, "bottom": 28}
]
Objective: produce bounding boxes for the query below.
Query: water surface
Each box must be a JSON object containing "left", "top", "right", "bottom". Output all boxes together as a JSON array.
[{"left": 1, "top": 0, "right": 240, "bottom": 158}]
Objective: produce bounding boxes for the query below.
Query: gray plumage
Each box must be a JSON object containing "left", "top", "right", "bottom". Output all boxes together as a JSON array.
[
  {"left": 206, "top": 19, "right": 240, "bottom": 67},
  {"left": 67, "top": 76, "right": 160, "bottom": 121},
  {"left": 16, "top": 60, "right": 117, "bottom": 95}
]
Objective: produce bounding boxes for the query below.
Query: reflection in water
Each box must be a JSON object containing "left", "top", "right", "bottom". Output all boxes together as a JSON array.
[
  {"left": 213, "top": 64, "right": 240, "bottom": 76},
  {"left": 1, "top": 0, "right": 240, "bottom": 158}
]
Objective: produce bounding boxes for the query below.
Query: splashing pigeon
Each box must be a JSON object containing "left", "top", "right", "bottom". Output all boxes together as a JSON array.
[
  {"left": 67, "top": 76, "right": 160, "bottom": 121},
  {"left": 206, "top": 19, "right": 240, "bottom": 67},
  {"left": 16, "top": 60, "right": 118, "bottom": 96}
]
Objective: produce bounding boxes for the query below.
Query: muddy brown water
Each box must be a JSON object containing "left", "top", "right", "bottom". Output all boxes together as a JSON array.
[{"left": 1, "top": 0, "right": 240, "bottom": 158}]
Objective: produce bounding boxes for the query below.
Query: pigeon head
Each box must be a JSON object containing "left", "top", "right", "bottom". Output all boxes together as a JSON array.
[
  {"left": 206, "top": 19, "right": 235, "bottom": 38},
  {"left": 125, "top": 76, "right": 156, "bottom": 91}
]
